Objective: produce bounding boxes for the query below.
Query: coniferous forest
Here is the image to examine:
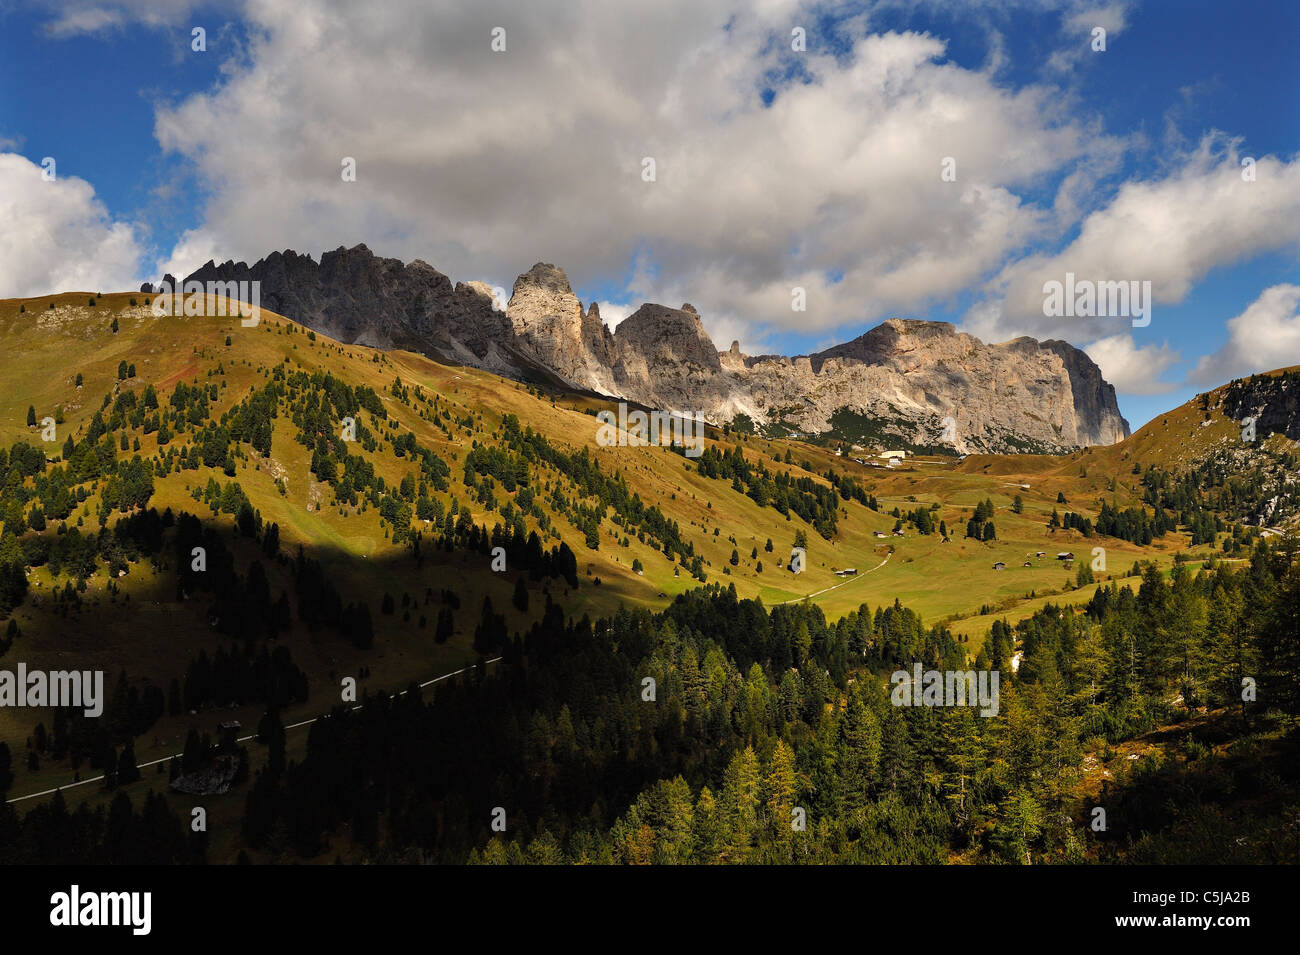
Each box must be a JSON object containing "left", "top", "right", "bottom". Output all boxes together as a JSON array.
[
  {"left": 233, "top": 546, "right": 1300, "bottom": 865},
  {"left": 8, "top": 532, "right": 1294, "bottom": 865}
]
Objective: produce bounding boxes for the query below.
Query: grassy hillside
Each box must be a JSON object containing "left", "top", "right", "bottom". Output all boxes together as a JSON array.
[{"left": 0, "top": 291, "right": 1283, "bottom": 839}]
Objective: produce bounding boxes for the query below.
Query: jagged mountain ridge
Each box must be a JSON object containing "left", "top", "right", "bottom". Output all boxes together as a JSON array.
[{"left": 173, "top": 245, "right": 1130, "bottom": 453}]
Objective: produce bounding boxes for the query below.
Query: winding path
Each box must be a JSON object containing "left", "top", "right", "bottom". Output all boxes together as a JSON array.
[{"left": 779, "top": 552, "right": 892, "bottom": 604}]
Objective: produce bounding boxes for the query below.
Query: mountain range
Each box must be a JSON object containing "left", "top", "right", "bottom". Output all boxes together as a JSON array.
[{"left": 169, "top": 244, "right": 1130, "bottom": 454}]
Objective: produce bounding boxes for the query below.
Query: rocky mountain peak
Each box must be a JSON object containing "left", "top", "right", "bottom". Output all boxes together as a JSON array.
[
  {"left": 1041, "top": 339, "right": 1129, "bottom": 446},
  {"left": 614, "top": 303, "right": 720, "bottom": 370},
  {"left": 177, "top": 243, "right": 510, "bottom": 358},
  {"left": 169, "top": 245, "right": 1131, "bottom": 451},
  {"left": 809, "top": 317, "right": 964, "bottom": 372},
  {"left": 507, "top": 262, "right": 577, "bottom": 324},
  {"left": 504, "top": 262, "right": 617, "bottom": 392},
  {"left": 513, "top": 262, "right": 573, "bottom": 297}
]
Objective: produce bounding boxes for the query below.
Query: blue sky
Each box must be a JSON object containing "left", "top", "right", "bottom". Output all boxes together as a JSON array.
[{"left": 2, "top": 0, "right": 1298, "bottom": 429}]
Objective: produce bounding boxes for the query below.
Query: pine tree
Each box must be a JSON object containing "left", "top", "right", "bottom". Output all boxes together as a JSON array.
[
  {"left": 117, "top": 738, "right": 141, "bottom": 784},
  {"left": 837, "top": 686, "right": 881, "bottom": 811},
  {"left": 999, "top": 788, "right": 1043, "bottom": 865},
  {"left": 720, "top": 746, "right": 761, "bottom": 861},
  {"left": 0, "top": 742, "right": 12, "bottom": 797},
  {"left": 762, "top": 740, "right": 798, "bottom": 851},
  {"left": 880, "top": 709, "right": 914, "bottom": 793},
  {"left": 1261, "top": 564, "right": 1300, "bottom": 717},
  {"left": 686, "top": 786, "right": 720, "bottom": 863},
  {"left": 940, "top": 706, "right": 983, "bottom": 834}
]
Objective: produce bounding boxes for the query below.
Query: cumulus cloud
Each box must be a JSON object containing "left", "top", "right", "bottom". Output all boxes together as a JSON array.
[
  {"left": 1083, "top": 333, "right": 1179, "bottom": 395},
  {"left": 26, "top": 0, "right": 1291, "bottom": 383},
  {"left": 1190, "top": 284, "right": 1300, "bottom": 385},
  {"left": 965, "top": 137, "right": 1300, "bottom": 344},
  {"left": 0, "top": 153, "right": 142, "bottom": 297},
  {"left": 141, "top": 0, "right": 1108, "bottom": 341}
]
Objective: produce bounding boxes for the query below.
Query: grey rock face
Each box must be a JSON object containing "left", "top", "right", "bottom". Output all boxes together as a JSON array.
[
  {"left": 710, "top": 319, "right": 1129, "bottom": 452},
  {"left": 169, "top": 754, "right": 240, "bottom": 796},
  {"left": 182, "top": 244, "right": 512, "bottom": 362},
  {"left": 1042, "top": 339, "right": 1130, "bottom": 446},
  {"left": 177, "top": 247, "right": 1130, "bottom": 452},
  {"left": 1223, "top": 369, "right": 1300, "bottom": 442},
  {"left": 612, "top": 303, "right": 725, "bottom": 411},
  {"left": 504, "top": 263, "right": 618, "bottom": 392}
]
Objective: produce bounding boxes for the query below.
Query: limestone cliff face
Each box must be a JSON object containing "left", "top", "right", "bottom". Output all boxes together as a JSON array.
[
  {"left": 178, "top": 247, "right": 1130, "bottom": 452},
  {"left": 178, "top": 245, "right": 514, "bottom": 372},
  {"left": 1041, "top": 339, "right": 1131, "bottom": 446},
  {"left": 503, "top": 263, "right": 618, "bottom": 393},
  {"left": 611, "top": 303, "right": 726, "bottom": 413},
  {"left": 723, "top": 320, "right": 1130, "bottom": 452}
]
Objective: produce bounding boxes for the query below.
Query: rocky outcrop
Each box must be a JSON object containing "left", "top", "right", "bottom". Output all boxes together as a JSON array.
[
  {"left": 169, "top": 754, "right": 240, "bottom": 796},
  {"left": 1042, "top": 339, "right": 1130, "bottom": 446},
  {"left": 504, "top": 263, "right": 618, "bottom": 392},
  {"left": 1222, "top": 368, "right": 1300, "bottom": 442},
  {"left": 715, "top": 319, "right": 1129, "bottom": 452},
  {"left": 611, "top": 303, "right": 725, "bottom": 411},
  {"left": 176, "top": 246, "right": 1130, "bottom": 452},
  {"left": 180, "top": 245, "right": 514, "bottom": 370}
]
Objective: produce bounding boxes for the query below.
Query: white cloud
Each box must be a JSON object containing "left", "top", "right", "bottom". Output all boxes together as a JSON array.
[
  {"left": 157, "top": 228, "right": 226, "bottom": 284},
  {"left": 144, "top": 0, "right": 1107, "bottom": 342},
  {"left": 1064, "top": 2, "right": 1128, "bottom": 35},
  {"left": 0, "top": 153, "right": 142, "bottom": 297},
  {"left": 26, "top": 0, "right": 1290, "bottom": 397},
  {"left": 1046, "top": 1, "right": 1131, "bottom": 72},
  {"left": 1083, "top": 333, "right": 1179, "bottom": 395},
  {"left": 966, "top": 137, "right": 1300, "bottom": 344},
  {"left": 37, "top": 0, "right": 202, "bottom": 36},
  {"left": 594, "top": 302, "right": 636, "bottom": 331},
  {"left": 1190, "top": 284, "right": 1300, "bottom": 385}
]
